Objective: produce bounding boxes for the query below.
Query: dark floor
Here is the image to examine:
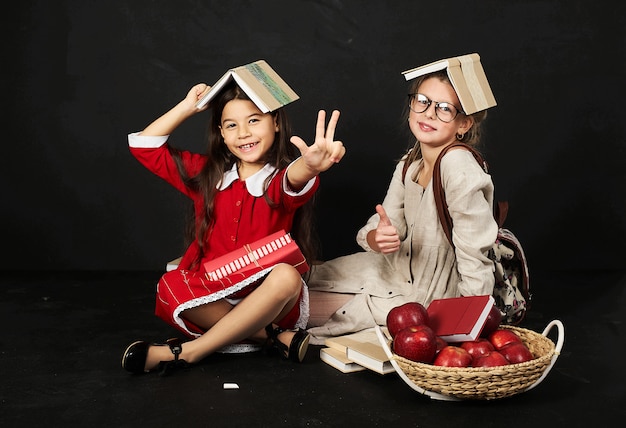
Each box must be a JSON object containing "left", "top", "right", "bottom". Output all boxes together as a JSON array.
[{"left": 0, "top": 269, "right": 624, "bottom": 427}]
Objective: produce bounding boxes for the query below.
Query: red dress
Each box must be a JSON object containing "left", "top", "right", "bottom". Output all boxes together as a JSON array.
[{"left": 129, "top": 134, "right": 319, "bottom": 341}]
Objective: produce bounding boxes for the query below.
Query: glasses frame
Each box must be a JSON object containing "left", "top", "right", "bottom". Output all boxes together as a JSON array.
[{"left": 407, "top": 93, "right": 465, "bottom": 123}]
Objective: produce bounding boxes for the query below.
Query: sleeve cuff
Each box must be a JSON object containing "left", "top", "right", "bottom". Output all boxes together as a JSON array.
[
  {"left": 283, "top": 158, "right": 317, "bottom": 196},
  {"left": 128, "top": 132, "right": 169, "bottom": 148},
  {"left": 356, "top": 224, "right": 377, "bottom": 252}
]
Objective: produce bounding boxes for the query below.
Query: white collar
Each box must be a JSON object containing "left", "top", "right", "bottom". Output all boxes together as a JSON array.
[{"left": 217, "top": 163, "right": 278, "bottom": 196}]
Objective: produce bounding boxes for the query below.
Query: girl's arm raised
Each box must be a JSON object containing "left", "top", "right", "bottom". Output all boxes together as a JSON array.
[
  {"left": 141, "top": 84, "right": 209, "bottom": 137},
  {"left": 288, "top": 110, "right": 345, "bottom": 190}
]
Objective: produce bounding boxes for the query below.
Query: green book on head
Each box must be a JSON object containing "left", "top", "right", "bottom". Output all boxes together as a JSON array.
[{"left": 195, "top": 59, "right": 300, "bottom": 112}]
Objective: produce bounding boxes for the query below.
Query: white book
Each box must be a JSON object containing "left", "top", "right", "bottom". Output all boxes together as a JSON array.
[
  {"left": 166, "top": 256, "right": 181, "bottom": 272},
  {"left": 319, "top": 347, "right": 366, "bottom": 374},
  {"left": 402, "top": 53, "right": 496, "bottom": 115},
  {"left": 325, "top": 327, "right": 394, "bottom": 375},
  {"left": 346, "top": 344, "right": 395, "bottom": 375}
]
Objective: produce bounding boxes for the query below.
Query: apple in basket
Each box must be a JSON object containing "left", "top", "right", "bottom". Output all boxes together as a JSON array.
[
  {"left": 460, "top": 338, "right": 495, "bottom": 358},
  {"left": 435, "top": 337, "right": 448, "bottom": 356},
  {"left": 393, "top": 324, "right": 437, "bottom": 363},
  {"left": 488, "top": 329, "right": 522, "bottom": 350},
  {"left": 499, "top": 341, "right": 534, "bottom": 364},
  {"left": 471, "top": 350, "right": 510, "bottom": 367},
  {"left": 433, "top": 345, "right": 472, "bottom": 367},
  {"left": 386, "top": 302, "right": 430, "bottom": 337},
  {"left": 479, "top": 305, "right": 503, "bottom": 338}
]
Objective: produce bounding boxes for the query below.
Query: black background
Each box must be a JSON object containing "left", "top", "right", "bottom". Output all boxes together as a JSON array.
[{"left": 4, "top": 0, "right": 625, "bottom": 271}]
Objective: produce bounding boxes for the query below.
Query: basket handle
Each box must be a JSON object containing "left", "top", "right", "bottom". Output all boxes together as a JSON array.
[
  {"left": 524, "top": 319, "right": 565, "bottom": 392},
  {"left": 374, "top": 325, "right": 459, "bottom": 401}
]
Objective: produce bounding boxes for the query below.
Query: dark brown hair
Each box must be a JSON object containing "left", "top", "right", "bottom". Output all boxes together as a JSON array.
[{"left": 170, "top": 82, "right": 318, "bottom": 269}]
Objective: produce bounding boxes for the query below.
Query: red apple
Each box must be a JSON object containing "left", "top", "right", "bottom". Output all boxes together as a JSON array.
[
  {"left": 471, "top": 350, "right": 510, "bottom": 367},
  {"left": 386, "top": 302, "right": 429, "bottom": 337},
  {"left": 433, "top": 345, "right": 472, "bottom": 367},
  {"left": 460, "top": 338, "right": 494, "bottom": 358},
  {"left": 393, "top": 324, "right": 437, "bottom": 363},
  {"left": 499, "top": 341, "right": 534, "bottom": 364},
  {"left": 435, "top": 337, "right": 448, "bottom": 355},
  {"left": 479, "top": 305, "right": 503, "bottom": 338},
  {"left": 488, "top": 329, "right": 522, "bottom": 350}
]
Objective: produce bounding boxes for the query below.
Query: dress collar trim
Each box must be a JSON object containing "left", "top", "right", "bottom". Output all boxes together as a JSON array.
[{"left": 218, "top": 163, "right": 278, "bottom": 196}]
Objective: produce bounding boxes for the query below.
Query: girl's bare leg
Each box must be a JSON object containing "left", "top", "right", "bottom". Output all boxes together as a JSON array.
[{"left": 144, "top": 264, "right": 303, "bottom": 370}]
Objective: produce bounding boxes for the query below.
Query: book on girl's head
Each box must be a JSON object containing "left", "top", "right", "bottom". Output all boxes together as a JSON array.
[
  {"left": 402, "top": 53, "right": 496, "bottom": 115},
  {"left": 195, "top": 60, "right": 300, "bottom": 112},
  {"left": 426, "top": 295, "right": 495, "bottom": 342},
  {"left": 203, "top": 230, "right": 309, "bottom": 282}
]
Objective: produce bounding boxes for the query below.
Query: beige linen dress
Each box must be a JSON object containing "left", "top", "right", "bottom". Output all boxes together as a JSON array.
[{"left": 307, "top": 149, "right": 498, "bottom": 343}]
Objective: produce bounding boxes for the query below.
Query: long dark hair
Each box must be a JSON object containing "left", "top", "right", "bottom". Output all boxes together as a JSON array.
[{"left": 170, "top": 82, "right": 318, "bottom": 269}]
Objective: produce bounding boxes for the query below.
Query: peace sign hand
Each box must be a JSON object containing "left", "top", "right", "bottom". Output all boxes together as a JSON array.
[{"left": 290, "top": 110, "right": 346, "bottom": 175}]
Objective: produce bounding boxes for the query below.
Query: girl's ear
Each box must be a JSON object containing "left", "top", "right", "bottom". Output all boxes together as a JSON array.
[
  {"left": 219, "top": 125, "right": 225, "bottom": 140},
  {"left": 274, "top": 116, "right": 279, "bottom": 132},
  {"left": 457, "top": 115, "right": 474, "bottom": 135}
]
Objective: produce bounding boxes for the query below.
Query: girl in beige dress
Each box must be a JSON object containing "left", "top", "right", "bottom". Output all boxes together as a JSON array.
[{"left": 307, "top": 64, "right": 498, "bottom": 344}]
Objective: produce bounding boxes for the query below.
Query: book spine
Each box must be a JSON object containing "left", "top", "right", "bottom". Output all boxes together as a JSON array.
[
  {"left": 446, "top": 64, "right": 477, "bottom": 114},
  {"left": 458, "top": 54, "right": 496, "bottom": 112}
]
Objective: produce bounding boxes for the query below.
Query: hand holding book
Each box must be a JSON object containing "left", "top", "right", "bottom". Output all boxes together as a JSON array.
[{"left": 140, "top": 83, "right": 213, "bottom": 137}]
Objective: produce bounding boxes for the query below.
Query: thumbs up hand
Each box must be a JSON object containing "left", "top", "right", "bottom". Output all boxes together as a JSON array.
[{"left": 372, "top": 204, "right": 401, "bottom": 254}]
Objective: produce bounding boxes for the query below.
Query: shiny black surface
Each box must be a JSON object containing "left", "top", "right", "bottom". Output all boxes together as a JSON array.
[{"left": 1, "top": 270, "right": 624, "bottom": 427}]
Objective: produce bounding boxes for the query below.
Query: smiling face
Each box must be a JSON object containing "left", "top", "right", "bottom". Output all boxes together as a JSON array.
[
  {"left": 408, "top": 76, "right": 473, "bottom": 149},
  {"left": 219, "top": 99, "right": 279, "bottom": 175}
]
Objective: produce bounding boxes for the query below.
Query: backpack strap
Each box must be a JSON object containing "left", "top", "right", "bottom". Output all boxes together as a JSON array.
[
  {"left": 432, "top": 143, "right": 506, "bottom": 248},
  {"left": 494, "top": 200, "right": 509, "bottom": 229}
]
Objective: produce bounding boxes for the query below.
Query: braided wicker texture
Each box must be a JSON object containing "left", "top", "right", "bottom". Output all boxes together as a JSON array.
[{"left": 391, "top": 325, "right": 556, "bottom": 400}]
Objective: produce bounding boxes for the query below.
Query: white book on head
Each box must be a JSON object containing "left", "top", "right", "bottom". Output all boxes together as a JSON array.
[{"left": 402, "top": 53, "right": 496, "bottom": 114}]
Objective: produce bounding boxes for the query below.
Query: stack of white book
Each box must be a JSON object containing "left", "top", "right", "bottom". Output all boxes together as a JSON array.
[{"left": 319, "top": 327, "right": 394, "bottom": 375}]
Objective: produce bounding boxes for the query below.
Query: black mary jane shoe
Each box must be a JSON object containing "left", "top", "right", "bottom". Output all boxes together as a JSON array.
[
  {"left": 121, "top": 338, "right": 189, "bottom": 375},
  {"left": 265, "top": 325, "right": 310, "bottom": 363}
]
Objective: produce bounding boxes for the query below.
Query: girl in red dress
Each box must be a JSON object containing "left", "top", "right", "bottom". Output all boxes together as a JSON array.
[{"left": 122, "top": 80, "right": 345, "bottom": 374}]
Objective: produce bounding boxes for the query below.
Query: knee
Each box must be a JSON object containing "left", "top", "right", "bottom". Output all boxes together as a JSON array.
[{"left": 266, "top": 264, "right": 302, "bottom": 298}]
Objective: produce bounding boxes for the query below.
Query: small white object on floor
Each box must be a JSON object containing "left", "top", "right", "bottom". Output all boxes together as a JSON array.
[{"left": 223, "top": 383, "right": 239, "bottom": 390}]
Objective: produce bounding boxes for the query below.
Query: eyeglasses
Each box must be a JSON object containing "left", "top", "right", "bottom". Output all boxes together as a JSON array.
[{"left": 408, "top": 93, "right": 464, "bottom": 123}]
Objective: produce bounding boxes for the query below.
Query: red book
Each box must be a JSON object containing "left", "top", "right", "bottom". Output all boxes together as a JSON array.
[
  {"left": 426, "top": 295, "right": 495, "bottom": 342},
  {"left": 203, "top": 230, "right": 309, "bottom": 282}
]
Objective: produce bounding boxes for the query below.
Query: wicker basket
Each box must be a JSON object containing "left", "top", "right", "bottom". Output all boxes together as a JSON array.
[{"left": 375, "top": 320, "right": 564, "bottom": 401}]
